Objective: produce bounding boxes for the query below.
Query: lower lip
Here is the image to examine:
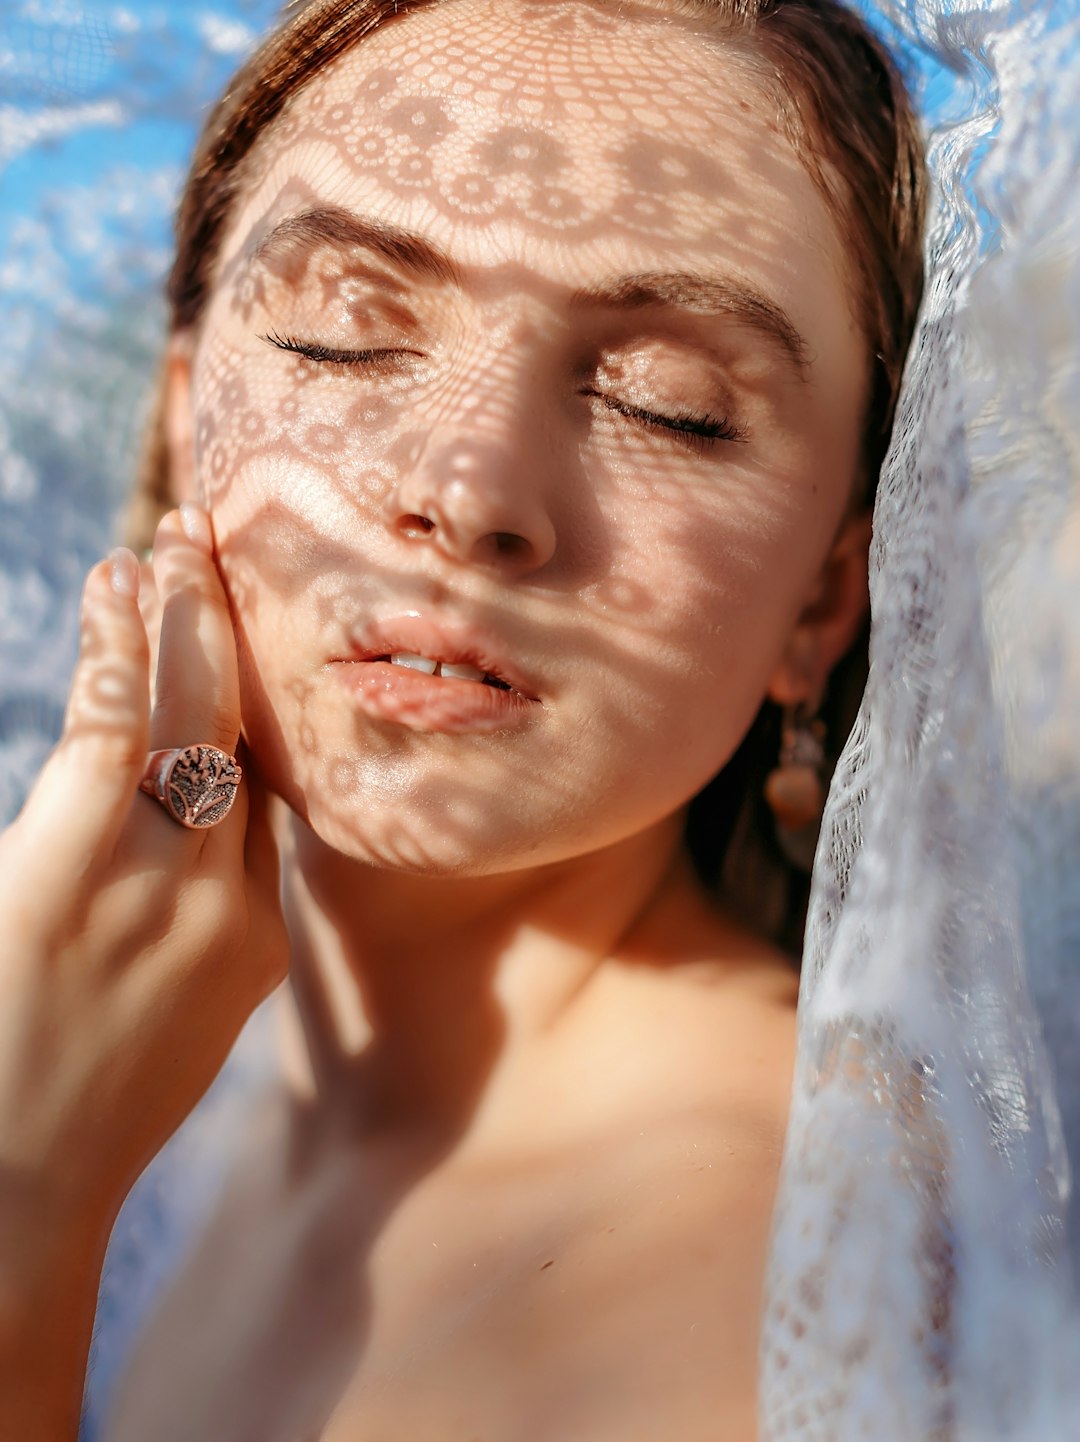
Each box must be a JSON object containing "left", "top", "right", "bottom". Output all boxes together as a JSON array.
[{"left": 332, "top": 661, "right": 538, "bottom": 734}]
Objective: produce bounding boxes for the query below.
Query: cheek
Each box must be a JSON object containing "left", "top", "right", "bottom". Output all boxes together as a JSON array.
[
  {"left": 192, "top": 333, "right": 409, "bottom": 521},
  {"left": 588, "top": 449, "right": 824, "bottom": 677},
  {"left": 191, "top": 336, "right": 417, "bottom": 628},
  {"left": 571, "top": 440, "right": 843, "bottom": 799}
]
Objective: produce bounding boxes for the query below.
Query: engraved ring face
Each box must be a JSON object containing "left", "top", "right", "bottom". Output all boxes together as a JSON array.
[{"left": 139, "top": 745, "right": 243, "bottom": 829}]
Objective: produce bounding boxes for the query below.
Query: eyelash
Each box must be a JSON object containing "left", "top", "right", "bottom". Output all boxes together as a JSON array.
[
  {"left": 260, "top": 329, "right": 416, "bottom": 372},
  {"left": 579, "top": 387, "right": 745, "bottom": 452},
  {"left": 259, "top": 331, "right": 746, "bottom": 452}
]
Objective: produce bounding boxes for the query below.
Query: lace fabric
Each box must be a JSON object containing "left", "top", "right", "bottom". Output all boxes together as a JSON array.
[
  {"left": 761, "top": 3, "right": 1080, "bottom": 1435},
  {"left": 0, "top": 2, "right": 1078, "bottom": 1438}
]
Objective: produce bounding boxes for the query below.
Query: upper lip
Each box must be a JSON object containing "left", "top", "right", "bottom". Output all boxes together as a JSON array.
[{"left": 334, "top": 613, "right": 542, "bottom": 701}]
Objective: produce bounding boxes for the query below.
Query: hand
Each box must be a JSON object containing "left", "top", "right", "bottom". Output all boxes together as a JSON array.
[{"left": 0, "top": 504, "right": 289, "bottom": 1239}]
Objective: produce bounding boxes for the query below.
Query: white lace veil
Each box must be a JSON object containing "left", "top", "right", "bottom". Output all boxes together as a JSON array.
[
  {"left": 761, "top": 3, "right": 1080, "bottom": 1435},
  {"left": 0, "top": 2, "right": 1077, "bottom": 1437}
]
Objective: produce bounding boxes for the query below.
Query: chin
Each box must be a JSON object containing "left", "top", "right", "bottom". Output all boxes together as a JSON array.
[
  {"left": 274, "top": 771, "right": 545, "bottom": 878},
  {"left": 249, "top": 702, "right": 701, "bottom": 880}
]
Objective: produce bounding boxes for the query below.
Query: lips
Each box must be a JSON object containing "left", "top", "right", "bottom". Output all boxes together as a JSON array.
[
  {"left": 339, "top": 615, "right": 540, "bottom": 701},
  {"left": 329, "top": 614, "right": 541, "bottom": 734}
]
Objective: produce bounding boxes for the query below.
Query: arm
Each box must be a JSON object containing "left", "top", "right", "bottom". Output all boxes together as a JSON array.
[{"left": 0, "top": 1180, "right": 114, "bottom": 1441}]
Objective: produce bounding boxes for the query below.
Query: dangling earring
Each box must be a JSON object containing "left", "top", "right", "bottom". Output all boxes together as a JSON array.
[{"left": 764, "top": 701, "right": 827, "bottom": 843}]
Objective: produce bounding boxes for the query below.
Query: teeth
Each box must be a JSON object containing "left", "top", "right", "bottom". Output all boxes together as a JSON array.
[
  {"left": 387, "top": 653, "right": 492, "bottom": 683},
  {"left": 391, "top": 652, "right": 437, "bottom": 674},
  {"left": 438, "top": 661, "right": 486, "bottom": 682}
]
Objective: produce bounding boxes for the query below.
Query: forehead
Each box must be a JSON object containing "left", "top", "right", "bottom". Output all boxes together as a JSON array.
[{"left": 219, "top": 0, "right": 851, "bottom": 310}]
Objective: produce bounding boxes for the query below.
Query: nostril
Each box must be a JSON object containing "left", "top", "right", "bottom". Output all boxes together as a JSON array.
[
  {"left": 399, "top": 514, "right": 436, "bottom": 537},
  {"left": 490, "top": 531, "right": 529, "bottom": 559}
]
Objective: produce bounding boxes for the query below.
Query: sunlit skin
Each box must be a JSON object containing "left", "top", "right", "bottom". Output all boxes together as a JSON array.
[
  {"left": 105, "top": 1, "right": 873, "bottom": 1437},
  {"left": 181, "top": 6, "right": 867, "bottom": 880}
]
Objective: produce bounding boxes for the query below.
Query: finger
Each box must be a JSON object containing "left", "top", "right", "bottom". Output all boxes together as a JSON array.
[
  {"left": 241, "top": 752, "right": 281, "bottom": 897},
  {"left": 19, "top": 549, "right": 151, "bottom": 864},
  {"left": 148, "top": 505, "right": 241, "bottom": 756},
  {"left": 137, "top": 552, "right": 162, "bottom": 710}
]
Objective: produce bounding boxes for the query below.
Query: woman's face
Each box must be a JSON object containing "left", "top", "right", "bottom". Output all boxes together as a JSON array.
[{"left": 184, "top": 0, "right": 868, "bottom": 873}]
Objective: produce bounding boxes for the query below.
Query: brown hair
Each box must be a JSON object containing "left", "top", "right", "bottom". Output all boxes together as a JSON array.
[{"left": 128, "top": 0, "right": 927, "bottom": 946}]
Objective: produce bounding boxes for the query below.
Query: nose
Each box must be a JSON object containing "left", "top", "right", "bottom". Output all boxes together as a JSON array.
[{"left": 385, "top": 429, "right": 559, "bottom": 575}]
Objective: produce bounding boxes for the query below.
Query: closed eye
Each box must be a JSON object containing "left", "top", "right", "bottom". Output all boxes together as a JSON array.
[
  {"left": 259, "top": 329, "right": 421, "bottom": 369},
  {"left": 582, "top": 386, "right": 746, "bottom": 451}
]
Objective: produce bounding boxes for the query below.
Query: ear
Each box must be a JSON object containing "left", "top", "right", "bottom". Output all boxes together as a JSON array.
[
  {"left": 163, "top": 329, "right": 198, "bottom": 505},
  {"left": 767, "top": 508, "right": 873, "bottom": 709}
]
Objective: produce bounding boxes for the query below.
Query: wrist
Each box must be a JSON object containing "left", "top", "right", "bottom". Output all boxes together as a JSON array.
[
  {"left": 0, "top": 1160, "right": 116, "bottom": 1320},
  {"left": 0, "top": 1164, "right": 116, "bottom": 1442}
]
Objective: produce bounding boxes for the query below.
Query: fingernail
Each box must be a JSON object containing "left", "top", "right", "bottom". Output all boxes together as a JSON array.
[
  {"left": 180, "top": 502, "right": 213, "bottom": 554},
  {"left": 109, "top": 547, "right": 140, "bottom": 599}
]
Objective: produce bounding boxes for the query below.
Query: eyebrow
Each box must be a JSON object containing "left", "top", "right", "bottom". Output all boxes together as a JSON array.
[
  {"left": 248, "top": 204, "right": 810, "bottom": 373},
  {"left": 570, "top": 273, "right": 811, "bottom": 375},
  {"left": 249, "top": 205, "right": 461, "bottom": 285}
]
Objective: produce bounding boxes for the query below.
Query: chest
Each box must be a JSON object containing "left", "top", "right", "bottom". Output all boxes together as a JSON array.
[{"left": 105, "top": 1103, "right": 780, "bottom": 1442}]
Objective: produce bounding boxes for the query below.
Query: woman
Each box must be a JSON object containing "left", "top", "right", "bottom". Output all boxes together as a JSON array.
[{"left": 0, "top": 0, "right": 925, "bottom": 1437}]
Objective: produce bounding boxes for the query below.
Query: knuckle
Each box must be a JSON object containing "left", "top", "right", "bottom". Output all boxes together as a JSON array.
[
  {"left": 249, "top": 945, "right": 289, "bottom": 1006},
  {"left": 217, "top": 906, "right": 286, "bottom": 996},
  {"left": 204, "top": 687, "right": 241, "bottom": 741},
  {"left": 152, "top": 680, "right": 238, "bottom": 746},
  {"left": 260, "top": 939, "right": 291, "bottom": 990}
]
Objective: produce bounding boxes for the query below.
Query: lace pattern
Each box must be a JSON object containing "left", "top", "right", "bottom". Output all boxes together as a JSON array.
[
  {"left": 0, "top": 2, "right": 1077, "bottom": 1438},
  {"left": 761, "top": 4, "right": 1080, "bottom": 1436}
]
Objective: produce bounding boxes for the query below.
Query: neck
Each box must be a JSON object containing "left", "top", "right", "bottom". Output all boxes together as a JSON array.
[{"left": 276, "top": 809, "right": 688, "bottom": 1146}]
